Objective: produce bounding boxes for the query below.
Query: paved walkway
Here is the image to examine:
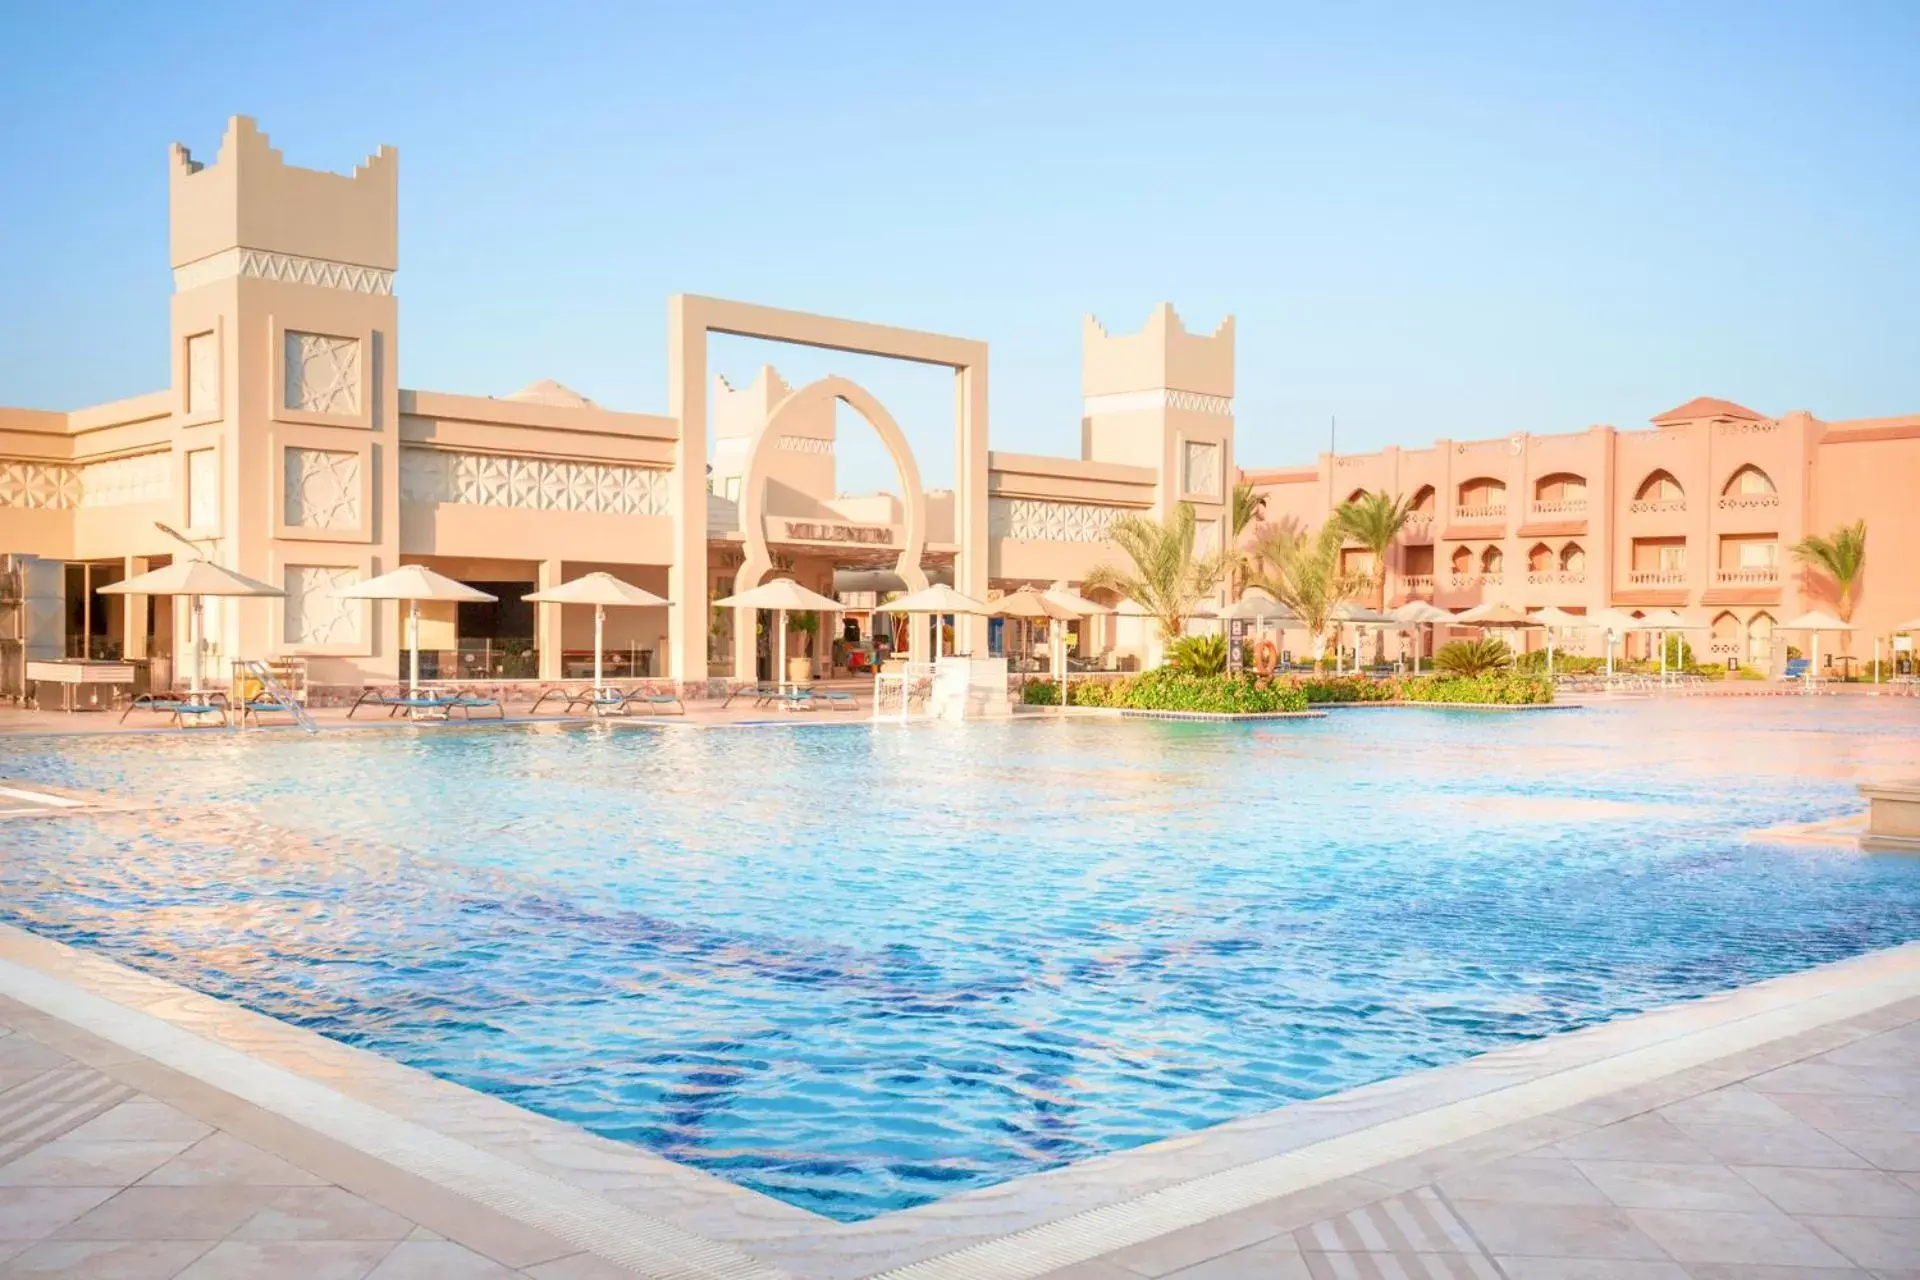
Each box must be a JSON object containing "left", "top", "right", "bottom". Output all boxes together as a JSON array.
[{"left": 0, "top": 942, "right": 1918, "bottom": 1278}]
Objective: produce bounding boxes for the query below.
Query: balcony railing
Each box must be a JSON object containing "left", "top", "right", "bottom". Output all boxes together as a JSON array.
[
  {"left": 1527, "top": 570, "right": 1588, "bottom": 586},
  {"left": 1452, "top": 504, "right": 1506, "bottom": 522},
  {"left": 1715, "top": 567, "right": 1780, "bottom": 585},
  {"left": 1402, "top": 513, "right": 1435, "bottom": 539},
  {"left": 1718, "top": 494, "right": 1780, "bottom": 510},
  {"left": 1450, "top": 572, "right": 1504, "bottom": 588},
  {"left": 1628, "top": 570, "right": 1687, "bottom": 586},
  {"left": 1401, "top": 574, "right": 1435, "bottom": 594},
  {"left": 1529, "top": 499, "right": 1588, "bottom": 517},
  {"left": 1629, "top": 498, "right": 1686, "bottom": 514}
]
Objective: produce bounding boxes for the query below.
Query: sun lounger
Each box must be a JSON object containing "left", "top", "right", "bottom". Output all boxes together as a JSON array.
[
  {"left": 529, "top": 687, "right": 627, "bottom": 716},
  {"left": 167, "top": 700, "right": 228, "bottom": 728},
  {"left": 624, "top": 689, "right": 685, "bottom": 715},
  {"left": 723, "top": 683, "right": 777, "bottom": 708},
  {"left": 240, "top": 697, "right": 301, "bottom": 727},
  {"left": 120, "top": 691, "right": 229, "bottom": 724},
  {"left": 816, "top": 690, "right": 858, "bottom": 712}
]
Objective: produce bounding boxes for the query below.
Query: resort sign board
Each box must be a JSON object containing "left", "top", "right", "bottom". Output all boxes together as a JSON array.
[{"left": 780, "top": 520, "right": 894, "bottom": 546}]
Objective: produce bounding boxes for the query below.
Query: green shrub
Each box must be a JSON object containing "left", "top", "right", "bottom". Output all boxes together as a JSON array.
[
  {"left": 1294, "top": 676, "right": 1395, "bottom": 704},
  {"left": 1166, "top": 633, "right": 1228, "bottom": 677},
  {"left": 1514, "top": 650, "right": 1605, "bottom": 674},
  {"left": 1399, "top": 673, "right": 1553, "bottom": 704},
  {"left": 1434, "top": 637, "right": 1513, "bottom": 676},
  {"left": 1023, "top": 670, "right": 1307, "bottom": 713},
  {"left": 1662, "top": 634, "right": 1694, "bottom": 668}
]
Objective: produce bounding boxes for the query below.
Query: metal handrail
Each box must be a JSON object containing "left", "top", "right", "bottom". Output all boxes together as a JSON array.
[{"left": 240, "top": 659, "right": 318, "bottom": 733}]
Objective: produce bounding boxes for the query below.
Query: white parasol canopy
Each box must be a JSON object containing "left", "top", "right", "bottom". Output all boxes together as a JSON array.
[
  {"left": 713, "top": 578, "right": 844, "bottom": 692},
  {"left": 877, "top": 583, "right": 991, "bottom": 662},
  {"left": 1782, "top": 609, "right": 1856, "bottom": 683},
  {"left": 336, "top": 566, "right": 497, "bottom": 700},
  {"left": 1045, "top": 583, "right": 1115, "bottom": 617},
  {"left": 523, "top": 573, "right": 671, "bottom": 696},
  {"left": 98, "top": 560, "right": 284, "bottom": 696},
  {"left": 994, "top": 588, "right": 1082, "bottom": 706}
]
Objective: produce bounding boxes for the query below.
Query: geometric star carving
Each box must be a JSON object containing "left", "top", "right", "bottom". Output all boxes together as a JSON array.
[
  {"left": 284, "top": 332, "right": 361, "bottom": 415},
  {"left": 284, "top": 448, "right": 362, "bottom": 529}
]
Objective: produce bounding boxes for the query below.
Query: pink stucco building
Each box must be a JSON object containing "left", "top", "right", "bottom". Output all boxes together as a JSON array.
[{"left": 1250, "top": 399, "right": 1919, "bottom": 670}]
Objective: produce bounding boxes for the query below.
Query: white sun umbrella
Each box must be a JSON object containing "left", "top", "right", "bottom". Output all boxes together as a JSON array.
[
  {"left": 881, "top": 583, "right": 991, "bottom": 661},
  {"left": 1586, "top": 608, "right": 1646, "bottom": 677},
  {"left": 993, "top": 587, "right": 1082, "bottom": 706},
  {"left": 1330, "top": 601, "right": 1396, "bottom": 673},
  {"left": 1455, "top": 602, "right": 1543, "bottom": 674},
  {"left": 713, "top": 577, "right": 844, "bottom": 692},
  {"left": 98, "top": 559, "right": 284, "bottom": 697},
  {"left": 1391, "top": 599, "right": 1452, "bottom": 672},
  {"left": 1782, "top": 609, "right": 1855, "bottom": 685},
  {"left": 523, "top": 573, "right": 670, "bottom": 697},
  {"left": 1636, "top": 608, "right": 1707, "bottom": 679},
  {"left": 1530, "top": 606, "right": 1591, "bottom": 679},
  {"left": 336, "top": 565, "right": 497, "bottom": 701}
]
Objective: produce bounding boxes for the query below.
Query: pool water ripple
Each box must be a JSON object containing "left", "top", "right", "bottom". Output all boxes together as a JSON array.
[{"left": 0, "top": 700, "right": 1917, "bottom": 1218}]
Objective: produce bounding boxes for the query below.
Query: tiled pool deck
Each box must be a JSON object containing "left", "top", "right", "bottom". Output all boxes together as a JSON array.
[{"left": 1, "top": 922, "right": 1918, "bottom": 1278}]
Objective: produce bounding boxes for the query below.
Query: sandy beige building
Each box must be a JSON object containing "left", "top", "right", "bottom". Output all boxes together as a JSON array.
[{"left": 1, "top": 117, "right": 1913, "bottom": 697}]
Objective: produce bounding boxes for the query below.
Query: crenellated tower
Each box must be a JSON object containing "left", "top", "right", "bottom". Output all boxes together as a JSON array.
[
  {"left": 166, "top": 116, "right": 399, "bottom": 684},
  {"left": 1081, "top": 303, "right": 1236, "bottom": 562}
]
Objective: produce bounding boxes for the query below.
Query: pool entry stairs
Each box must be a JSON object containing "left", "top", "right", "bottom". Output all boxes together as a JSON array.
[{"left": 239, "top": 660, "right": 318, "bottom": 733}]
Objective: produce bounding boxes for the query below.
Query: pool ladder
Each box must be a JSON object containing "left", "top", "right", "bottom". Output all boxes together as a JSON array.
[{"left": 239, "top": 660, "right": 319, "bottom": 734}]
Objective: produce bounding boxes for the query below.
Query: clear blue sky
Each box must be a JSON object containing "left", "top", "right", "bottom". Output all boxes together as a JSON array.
[{"left": 2, "top": 1, "right": 1915, "bottom": 492}]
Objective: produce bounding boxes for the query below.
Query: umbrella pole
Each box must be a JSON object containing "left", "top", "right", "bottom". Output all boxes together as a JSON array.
[
  {"left": 189, "top": 595, "right": 203, "bottom": 696},
  {"left": 408, "top": 600, "right": 420, "bottom": 700},
  {"left": 594, "top": 604, "right": 605, "bottom": 698},
  {"left": 1548, "top": 630, "right": 1555, "bottom": 680},
  {"left": 778, "top": 608, "right": 787, "bottom": 694}
]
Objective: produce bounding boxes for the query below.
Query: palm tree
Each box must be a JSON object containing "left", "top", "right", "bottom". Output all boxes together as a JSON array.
[
  {"left": 1227, "top": 480, "right": 1267, "bottom": 598},
  {"left": 1333, "top": 490, "right": 1414, "bottom": 611},
  {"left": 1249, "top": 524, "right": 1367, "bottom": 662},
  {"left": 1791, "top": 520, "right": 1867, "bottom": 623},
  {"left": 1084, "top": 502, "right": 1227, "bottom": 644}
]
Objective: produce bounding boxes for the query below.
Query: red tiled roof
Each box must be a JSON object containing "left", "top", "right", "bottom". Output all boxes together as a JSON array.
[{"left": 1650, "top": 396, "right": 1767, "bottom": 425}]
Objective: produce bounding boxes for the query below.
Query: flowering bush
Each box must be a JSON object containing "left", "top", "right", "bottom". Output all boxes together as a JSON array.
[{"left": 1021, "top": 670, "right": 1308, "bottom": 713}]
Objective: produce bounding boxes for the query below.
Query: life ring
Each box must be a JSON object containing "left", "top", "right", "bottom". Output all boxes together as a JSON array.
[{"left": 1254, "top": 639, "right": 1279, "bottom": 676}]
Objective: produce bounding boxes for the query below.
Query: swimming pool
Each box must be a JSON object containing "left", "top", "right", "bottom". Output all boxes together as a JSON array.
[{"left": 1, "top": 700, "right": 1917, "bottom": 1220}]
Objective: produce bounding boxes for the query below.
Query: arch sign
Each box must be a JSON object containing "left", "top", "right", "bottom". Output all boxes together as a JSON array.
[{"left": 665, "top": 295, "right": 990, "bottom": 684}]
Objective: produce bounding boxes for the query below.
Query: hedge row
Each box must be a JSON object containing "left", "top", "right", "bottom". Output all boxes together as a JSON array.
[{"left": 1024, "top": 670, "right": 1552, "bottom": 711}]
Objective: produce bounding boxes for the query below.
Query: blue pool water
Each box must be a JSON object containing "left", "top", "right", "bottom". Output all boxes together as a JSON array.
[{"left": 1, "top": 699, "right": 1918, "bottom": 1219}]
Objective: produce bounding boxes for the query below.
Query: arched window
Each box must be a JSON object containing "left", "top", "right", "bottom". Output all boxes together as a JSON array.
[
  {"left": 1528, "top": 542, "right": 1554, "bottom": 572},
  {"left": 1457, "top": 477, "right": 1506, "bottom": 513},
  {"left": 1481, "top": 545, "right": 1504, "bottom": 574},
  {"left": 1635, "top": 470, "right": 1685, "bottom": 503},
  {"left": 1711, "top": 610, "right": 1740, "bottom": 650},
  {"left": 1534, "top": 472, "right": 1587, "bottom": 505},
  {"left": 1723, "top": 464, "right": 1776, "bottom": 496},
  {"left": 1450, "top": 545, "right": 1474, "bottom": 574},
  {"left": 1410, "top": 484, "right": 1436, "bottom": 515},
  {"left": 1747, "top": 611, "right": 1775, "bottom": 665},
  {"left": 1345, "top": 487, "right": 1369, "bottom": 505},
  {"left": 1560, "top": 542, "right": 1586, "bottom": 574}
]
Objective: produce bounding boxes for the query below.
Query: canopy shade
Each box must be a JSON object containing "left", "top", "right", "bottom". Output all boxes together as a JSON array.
[
  {"left": 97, "top": 560, "right": 283, "bottom": 599},
  {"left": 1391, "top": 600, "right": 1453, "bottom": 624},
  {"left": 1895, "top": 617, "right": 1920, "bottom": 633},
  {"left": 1456, "top": 603, "right": 1539, "bottom": 627},
  {"left": 880, "top": 584, "right": 991, "bottom": 615},
  {"left": 712, "top": 577, "right": 843, "bottom": 612},
  {"left": 336, "top": 564, "right": 496, "bottom": 603},
  {"left": 991, "top": 587, "right": 1081, "bottom": 621},
  {"left": 1330, "top": 602, "right": 1396, "bottom": 625},
  {"left": 1043, "top": 584, "right": 1115, "bottom": 617},
  {"left": 1216, "top": 589, "right": 1298, "bottom": 622},
  {"left": 522, "top": 572, "right": 669, "bottom": 608},
  {"left": 1782, "top": 609, "right": 1855, "bottom": 632},
  {"left": 1636, "top": 608, "right": 1708, "bottom": 630},
  {"left": 1530, "top": 606, "right": 1591, "bottom": 629}
]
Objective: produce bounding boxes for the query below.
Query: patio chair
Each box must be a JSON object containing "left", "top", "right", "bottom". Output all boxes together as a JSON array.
[{"left": 1779, "top": 658, "right": 1811, "bottom": 681}]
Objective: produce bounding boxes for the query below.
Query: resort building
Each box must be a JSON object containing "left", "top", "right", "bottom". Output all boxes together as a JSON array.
[{"left": 1, "top": 116, "right": 1914, "bottom": 695}]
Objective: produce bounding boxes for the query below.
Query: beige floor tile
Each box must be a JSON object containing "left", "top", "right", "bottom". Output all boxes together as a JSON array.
[
  {"left": 1655, "top": 1089, "right": 1800, "bottom": 1128},
  {"left": 1672, "top": 1122, "right": 1871, "bottom": 1169},
  {"left": 1735, "top": 1165, "right": 1920, "bottom": 1217},
  {"left": 0, "top": 1238, "right": 213, "bottom": 1278},
  {"left": 0, "top": 1188, "right": 118, "bottom": 1241},
  {"left": 1572, "top": 1161, "right": 1774, "bottom": 1213},
  {"left": 1153, "top": 1239, "right": 1312, "bottom": 1280},
  {"left": 1552, "top": 1117, "right": 1715, "bottom": 1165},
  {"left": 171, "top": 1239, "right": 395, "bottom": 1279},
  {"left": 1295, "top": 1188, "right": 1483, "bottom": 1255},
  {"left": 0, "top": 1140, "right": 194, "bottom": 1188},
  {"left": 1027, "top": 1264, "right": 1145, "bottom": 1280},
  {"left": 1494, "top": 1261, "right": 1689, "bottom": 1280},
  {"left": 1683, "top": 1267, "right": 1869, "bottom": 1280},
  {"left": 521, "top": 1254, "right": 653, "bottom": 1279},
  {"left": 230, "top": 1186, "right": 415, "bottom": 1242},
  {"left": 52, "top": 1185, "right": 279, "bottom": 1241},
  {"left": 1830, "top": 1131, "right": 1920, "bottom": 1173},
  {"left": 1624, "top": 1208, "right": 1851, "bottom": 1267},
  {"left": 1447, "top": 1202, "right": 1669, "bottom": 1261},
  {"left": 1300, "top": 1249, "right": 1497, "bottom": 1280},
  {"left": 361, "top": 1239, "right": 522, "bottom": 1278},
  {"left": 1771, "top": 1095, "right": 1920, "bottom": 1134},
  {"left": 1436, "top": 1158, "right": 1610, "bottom": 1207},
  {"left": 138, "top": 1133, "right": 326, "bottom": 1188},
  {"left": 58, "top": 1102, "right": 210, "bottom": 1146},
  {"left": 1102, "top": 1207, "right": 1285, "bottom": 1275},
  {"left": 1746, "top": 1062, "right": 1912, "bottom": 1098},
  {"left": 1801, "top": 1216, "right": 1920, "bottom": 1270}
]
